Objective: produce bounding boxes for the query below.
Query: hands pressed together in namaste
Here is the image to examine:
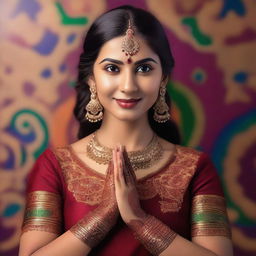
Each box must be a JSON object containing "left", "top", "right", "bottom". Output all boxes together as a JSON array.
[
  {"left": 111, "top": 145, "right": 146, "bottom": 224},
  {"left": 70, "top": 145, "right": 176, "bottom": 255}
]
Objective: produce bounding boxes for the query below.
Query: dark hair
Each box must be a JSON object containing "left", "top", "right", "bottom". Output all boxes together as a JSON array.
[{"left": 73, "top": 5, "right": 181, "bottom": 144}]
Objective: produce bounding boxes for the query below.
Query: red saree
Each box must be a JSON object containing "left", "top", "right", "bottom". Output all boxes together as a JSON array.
[{"left": 22, "top": 145, "right": 231, "bottom": 255}]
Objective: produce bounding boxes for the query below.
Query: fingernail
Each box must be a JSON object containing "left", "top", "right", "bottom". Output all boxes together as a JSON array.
[{"left": 119, "top": 144, "right": 123, "bottom": 152}]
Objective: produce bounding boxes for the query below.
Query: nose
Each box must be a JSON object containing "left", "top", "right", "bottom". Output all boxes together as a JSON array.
[{"left": 119, "top": 69, "right": 139, "bottom": 94}]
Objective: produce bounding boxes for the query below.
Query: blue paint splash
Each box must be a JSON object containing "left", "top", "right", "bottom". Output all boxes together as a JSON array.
[
  {"left": 33, "top": 30, "right": 59, "bottom": 55},
  {"left": 12, "top": 0, "right": 41, "bottom": 20},
  {"left": 220, "top": 0, "right": 246, "bottom": 18}
]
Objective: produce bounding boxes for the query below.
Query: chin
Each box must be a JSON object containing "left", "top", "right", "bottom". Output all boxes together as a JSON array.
[
  {"left": 103, "top": 103, "right": 151, "bottom": 122},
  {"left": 114, "top": 111, "right": 149, "bottom": 123}
]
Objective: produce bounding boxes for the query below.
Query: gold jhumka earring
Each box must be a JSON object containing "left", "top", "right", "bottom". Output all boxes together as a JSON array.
[
  {"left": 121, "top": 19, "right": 140, "bottom": 63},
  {"left": 85, "top": 85, "right": 103, "bottom": 122},
  {"left": 153, "top": 84, "right": 170, "bottom": 123}
]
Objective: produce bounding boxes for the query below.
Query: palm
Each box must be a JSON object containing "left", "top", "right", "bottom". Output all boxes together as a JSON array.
[{"left": 113, "top": 146, "right": 146, "bottom": 223}]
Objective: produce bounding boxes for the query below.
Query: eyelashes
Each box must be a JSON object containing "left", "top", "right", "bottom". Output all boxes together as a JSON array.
[
  {"left": 136, "top": 64, "right": 153, "bottom": 73},
  {"left": 104, "top": 64, "right": 153, "bottom": 74},
  {"left": 105, "top": 64, "right": 119, "bottom": 73}
]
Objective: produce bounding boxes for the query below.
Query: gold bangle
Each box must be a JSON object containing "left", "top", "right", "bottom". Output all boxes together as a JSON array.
[
  {"left": 129, "top": 215, "right": 177, "bottom": 255},
  {"left": 70, "top": 205, "right": 116, "bottom": 248}
]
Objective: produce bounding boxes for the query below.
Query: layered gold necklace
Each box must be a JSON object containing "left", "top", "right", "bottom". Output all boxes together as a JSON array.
[{"left": 86, "top": 133, "right": 163, "bottom": 171}]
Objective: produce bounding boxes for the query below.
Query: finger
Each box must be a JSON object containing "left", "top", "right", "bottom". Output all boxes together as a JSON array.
[
  {"left": 122, "top": 148, "right": 136, "bottom": 185},
  {"left": 117, "top": 146, "right": 126, "bottom": 187},
  {"left": 113, "top": 146, "right": 119, "bottom": 184},
  {"left": 106, "top": 156, "right": 114, "bottom": 179},
  {"left": 105, "top": 161, "right": 114, "bottom": 186},
  {"left": 120, "top": 150, "right": 130, "bottom": 185}
]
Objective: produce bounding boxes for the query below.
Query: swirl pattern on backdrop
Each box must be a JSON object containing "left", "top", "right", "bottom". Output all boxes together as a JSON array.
[{"left": 0, "top": 1, "right": 255, "bottom": 255}]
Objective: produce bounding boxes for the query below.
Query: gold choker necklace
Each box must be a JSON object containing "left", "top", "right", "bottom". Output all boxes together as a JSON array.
[{"left": 86, "top": 133, "right": 163, "bottom": 171}]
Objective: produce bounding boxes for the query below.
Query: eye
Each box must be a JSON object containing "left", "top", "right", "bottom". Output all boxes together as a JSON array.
[
  {"left": 136, "top": 64, "right": 153, "bottom": 73},
  {"left": 105, "top": 64, "right": 119, "bottom": 73}
]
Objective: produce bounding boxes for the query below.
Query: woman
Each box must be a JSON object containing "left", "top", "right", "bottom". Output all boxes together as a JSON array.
[{"left": 19, "top": 5, "right": 233, "bottom": 256}]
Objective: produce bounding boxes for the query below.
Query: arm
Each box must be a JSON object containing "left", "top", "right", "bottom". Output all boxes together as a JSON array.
[
  {"left": 19, "top": 150, "right": 118, "bottom": 256},
  {"left": 19, "top": 188, "right": 117, "bottom": 256},
  {"left": 122, "top": 213, "right": 232, "bottom": 256},
  {"left": 112, "top": 146, "right": 233, "bottom": 256},
  {"left": 19, "top": 230, "right": 91, "bottom": 256}
]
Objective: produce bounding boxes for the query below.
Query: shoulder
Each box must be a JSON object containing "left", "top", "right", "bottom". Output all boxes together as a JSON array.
[
  {"left": 175, "top": 145, "right": 202, "bottom": 157},
  {"left": 34, "top": 147, "right": 59, "bottom": 167},
  {"left": 175, "top": 145, "right": 216, "bottom": 172},
  {"left": 42, "top": 135, "right": 92, "bottom": 159},
  {"left": 68, "top": 134, "right": 93, "bottom": 155},
  {"left": 27, "top": 147, "right": 65, "bottom": 193},
  {"left": 159, "top": 136, "right": 203, "bottom": 160},
  {"left": 158, "top": 136, "right": 201, "bottom": 155},
  {"left": 46, "top": 135, "right": 94, "bottom": 168}
]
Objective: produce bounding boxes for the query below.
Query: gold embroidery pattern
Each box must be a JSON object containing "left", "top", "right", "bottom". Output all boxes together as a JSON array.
[
  {"left": 54, "top": 147, "right": 105, "bottom": 205},
  {"left": 54, "top": 146, "right": 200, "bottom": 213},
  {"left": 22, "top": 191, "right": 62, "bottom": 234},
  {"left": 138, "top": 146, "right": 201, "bottom": 213},
  {"left": 191, "top": 195, "right": 231, "bottom": 238}
]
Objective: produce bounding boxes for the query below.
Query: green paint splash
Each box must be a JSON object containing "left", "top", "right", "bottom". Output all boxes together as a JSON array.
[
  {"left": 10, "top": 109, "right": 49, "bottom": 162},
  {"left": 168, "top": 82, "right": 196, "bottom": 146},
  {"left": 182, "top": 17, "right": 212, "bottom": 46},
  {"left": 55, "top": 2, "right": 88, "bottom": 26}
]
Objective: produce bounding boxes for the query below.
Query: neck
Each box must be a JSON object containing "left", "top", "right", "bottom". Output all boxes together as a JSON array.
[{"left": 96, "top": 114, "right": 154, "bottom": 151}]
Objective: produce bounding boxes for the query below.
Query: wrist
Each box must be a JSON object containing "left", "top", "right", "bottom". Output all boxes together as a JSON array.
[
  {"left": 128, "top": 214, "right": 177, "bottom": 256},
  {"left": 70, "top": 204, "right": 118, "bottom": 248},
  {"left": 124, "top": 208, "right": 147, "bottom": 224}
]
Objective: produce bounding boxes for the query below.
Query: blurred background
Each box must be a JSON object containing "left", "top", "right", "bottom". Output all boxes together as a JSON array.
[{"left": 0, "top": 0, "right": 255, "bottom": 255}]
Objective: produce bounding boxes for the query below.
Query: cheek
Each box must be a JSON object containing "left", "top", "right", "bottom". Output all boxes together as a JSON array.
[
  {"left": 95, "top": 76, "right": 117, "bottom": 102},
  {"left": 139, "top": 78, "right": 160, "bottom": 98}
]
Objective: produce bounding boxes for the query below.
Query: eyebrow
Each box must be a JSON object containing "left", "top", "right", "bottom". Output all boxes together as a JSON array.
[{"left": 98, "top": 57, "right": 158, "bottom": 65}]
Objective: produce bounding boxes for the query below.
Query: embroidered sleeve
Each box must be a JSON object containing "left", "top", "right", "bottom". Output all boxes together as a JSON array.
[
  {"left": 190, "top": 153, "right": 231, "bottom": 238},
  {"left": 191, "top": 195, "right": 231, "bottom": 237},
  {"left": 22, "top": 149, "right": 63, "bottom": 234},
  {"left": 22, "top": 191, "right": 63, "bottom": 234},
  {"left": 26, "top": 149, "right": 63, "bottom": 193}
]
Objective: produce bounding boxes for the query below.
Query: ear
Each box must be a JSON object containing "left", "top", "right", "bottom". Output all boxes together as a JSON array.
[
  {"left": 161, "top": 75, "right": 169, "bottom": 87},
  {"left": 87, "top": 75, "right": 95, "bottom": 88}
]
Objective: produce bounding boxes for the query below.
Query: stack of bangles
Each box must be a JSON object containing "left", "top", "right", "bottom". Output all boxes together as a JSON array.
[
  {"left": 70, "top": 204, "right": 118, "bottom": 248},
  {"left": 71, "top": 212, "right": 177, "bottom": 255},
  {"left": 128, "top": 214, "right": 177, "bottom": 255}
]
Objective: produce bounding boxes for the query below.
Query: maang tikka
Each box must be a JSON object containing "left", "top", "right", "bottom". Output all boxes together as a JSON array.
[{"left": 122, "top": 19, "right": 140, "bottom": 63}]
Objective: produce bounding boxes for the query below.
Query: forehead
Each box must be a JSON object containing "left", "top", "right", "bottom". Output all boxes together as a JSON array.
[{"left": 96, "top": 35, "right": 160, "bottom": 63}]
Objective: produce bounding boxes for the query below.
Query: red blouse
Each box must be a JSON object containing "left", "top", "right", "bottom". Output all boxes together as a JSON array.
[{"left": 22, "top": 145, "right": 231, "bottom": 255}]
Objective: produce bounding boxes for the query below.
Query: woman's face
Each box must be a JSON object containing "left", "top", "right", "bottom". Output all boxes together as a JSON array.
[{"left": 89, "top": 35, "right": 165, "bottom": 122}]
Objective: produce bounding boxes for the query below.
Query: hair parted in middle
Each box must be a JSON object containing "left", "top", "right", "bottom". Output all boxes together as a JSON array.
[{"left": 73, "top": 5, "right": 181, "bottom": 144}]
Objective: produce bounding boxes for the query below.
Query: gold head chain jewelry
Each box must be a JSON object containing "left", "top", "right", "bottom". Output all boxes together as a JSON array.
[{"left": 121, "top": 19, "right": 140, "bottom": 64}]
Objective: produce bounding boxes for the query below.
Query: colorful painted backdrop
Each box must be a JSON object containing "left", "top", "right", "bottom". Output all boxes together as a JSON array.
[{"left": 0, "top": 1, "right": 255, "bottom": 255}]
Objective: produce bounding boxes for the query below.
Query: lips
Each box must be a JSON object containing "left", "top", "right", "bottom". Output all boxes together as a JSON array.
[
  {"left": 114, "top": 98, "right": 141, "bottom": 108},
  {"left": 115, "top": 98, "right": 141, "bottom": 103}
]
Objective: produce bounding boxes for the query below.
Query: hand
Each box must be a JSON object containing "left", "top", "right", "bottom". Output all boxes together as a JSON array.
[
  {"left": 70, "top": 161, "right": 119, "bottom": 247},
  {"left": 91, "top": 159, "right": 119, "bottom": 225},
  {"left": 112, "top": 146, "right": 177, "bottom": 255},
  {"left": 100, "top": 160, "right": 118, "bottom": 211},
  {"left": 112, "top": 145, "right": 146, "bottom": 224}
]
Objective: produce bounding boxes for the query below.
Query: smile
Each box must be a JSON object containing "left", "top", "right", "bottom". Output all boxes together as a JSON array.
[
  {"left": 114, "top": 98, "right": 141, "bottom": 108},
  {"left": 115, "top": 98, "right": 141, "bottom": 103}
]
